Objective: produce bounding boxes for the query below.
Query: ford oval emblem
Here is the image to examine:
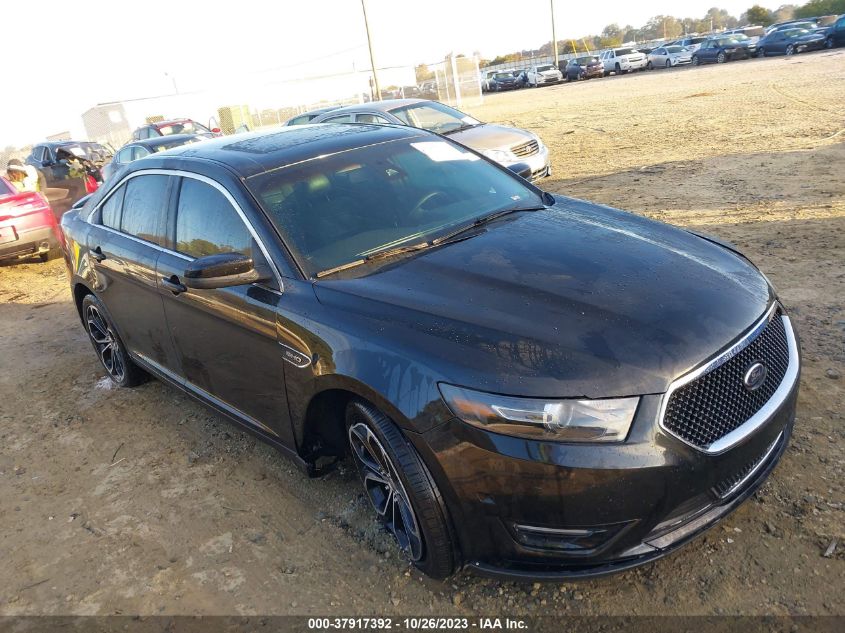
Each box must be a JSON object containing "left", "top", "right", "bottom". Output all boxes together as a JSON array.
[{"left": 743, "top": 362, "right": 767, "bottom": 391}]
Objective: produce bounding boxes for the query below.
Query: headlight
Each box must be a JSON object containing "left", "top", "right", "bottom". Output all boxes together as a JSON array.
[
  {"left": 439, "top": 384, "right": 639, "bottom": 442},
  {"left": 479, "top": 148, "right": 515, "bottom": 164}
]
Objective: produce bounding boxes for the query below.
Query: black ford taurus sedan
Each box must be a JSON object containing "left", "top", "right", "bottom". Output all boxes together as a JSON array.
[{"left": 60, "top": 123, "right": 800, "bottom": 580}]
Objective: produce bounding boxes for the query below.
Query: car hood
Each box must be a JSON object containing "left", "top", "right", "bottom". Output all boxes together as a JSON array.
[
  {"left": 313, "top": 196, "right": 774, "bottom": 398},
  {"left": 446, "top": 123, "right": 535, "bottom": 153}
]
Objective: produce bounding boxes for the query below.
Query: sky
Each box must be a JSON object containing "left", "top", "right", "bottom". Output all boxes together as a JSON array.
[{"left": 1, "top": 0, "right": 788, "bottom": 147}]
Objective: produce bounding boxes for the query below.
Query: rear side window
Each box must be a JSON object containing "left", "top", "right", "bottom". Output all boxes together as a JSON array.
[
  {"left": 120, "top": 175, "right": 170, "bottom": 246},
  {"left": 323, "top": 114, "right": 354, "bottom": 123},
  {"left": 175, "top": 178, "right": 252, "bottom": 259},
  {"left": 100, "top": 184, "right": 125, "bottom": 229}
]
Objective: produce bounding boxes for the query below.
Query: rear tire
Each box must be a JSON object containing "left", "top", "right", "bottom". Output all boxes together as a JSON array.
[
  {"left": 81, "top": 294, "right": 147, "bottom": 387},
  {"left": 346, "top": 400, "right": 455, "bottom": 579}
]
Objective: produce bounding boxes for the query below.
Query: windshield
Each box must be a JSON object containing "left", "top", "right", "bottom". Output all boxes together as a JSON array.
[
  {"left": 157, "top": 120, "right": 210, "bottom": 136},
  {"left": 389, "top": 101, "right": 480, "bottom": 134},
  {"left": 576, "top": 57, "right": 597, "bottom": 64},
  {"left": 666, "top": 46, "right": 684, "bottom": 53},
  {"left": 493, "top": 73, "right": 512, "bottom": 79},
  {"left": 536, "top": 65, "right": 555, "bottom": 72},
  {"left": 248, "top": 136, "right": 542, "bottom": 276},
  {"left": 614, "top": 48, "right": 637, "bottom": 55}
]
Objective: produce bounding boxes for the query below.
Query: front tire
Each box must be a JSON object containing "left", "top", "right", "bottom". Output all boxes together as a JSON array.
[
  {"left": 692, "top": 55, "right": 700, "bottom": 66},
  {"left": 347, "top": 400, "right": 455, "bottom": 579},
  {"left": 785, "top": 44, "right": 795, "bottom": 56},
  {"left": 82, "top": 294, "right": 147, "bottom": 387},
  {"left": 666, "top": 60, "right": 672, "bottom": 68},
  {"left": 825, "top": 37, "right": 833, "bottom": 49},
  {"left": 757, "top": 47, "right": 765, "bottom": 58},
  {"left": 717, "top": 52, "right": 727, "bottom": 63}
]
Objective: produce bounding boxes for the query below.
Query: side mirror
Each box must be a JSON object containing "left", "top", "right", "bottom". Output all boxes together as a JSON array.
[
  {"left": 183, "top": 252, "right": 267, "bottom": 289},
  {"left": 507, "top": 162, "right": 533, "bottom": 180}
]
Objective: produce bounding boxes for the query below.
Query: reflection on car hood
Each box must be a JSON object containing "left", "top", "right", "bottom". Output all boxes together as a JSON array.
[
  {"left": 314, "top": 196, "right": 773, "bottom": 398},
  {"left": 448, "top": 123, "right": 536, "bottom": 152}
]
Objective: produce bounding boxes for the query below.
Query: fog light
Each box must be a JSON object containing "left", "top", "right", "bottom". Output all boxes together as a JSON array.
[{"left": 512, "top": 522, "right": 629, "bottom": 553}]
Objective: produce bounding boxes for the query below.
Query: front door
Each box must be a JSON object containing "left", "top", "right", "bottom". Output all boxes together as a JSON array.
[{"left": 155, "top": 175, "right": 293, "bottom": 444}]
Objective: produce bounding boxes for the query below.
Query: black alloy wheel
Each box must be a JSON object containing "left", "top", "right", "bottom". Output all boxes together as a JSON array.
[
  {"left": 346, "top": 400, "right": 454, "bottom": 578},
  {"left": 82, "top": 294, "right": 146, "bottom": 387}
]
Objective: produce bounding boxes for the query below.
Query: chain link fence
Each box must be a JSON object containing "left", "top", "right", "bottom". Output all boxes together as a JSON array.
[{"left": 0, "top": 56, "right": 484, "bottom": 169}]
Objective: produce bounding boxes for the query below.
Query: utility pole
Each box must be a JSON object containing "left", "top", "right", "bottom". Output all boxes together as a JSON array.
[
  {"left": 361, "top": 0, "right": 381, "bottom": 101},
  {"left": 550, "top": 0, "right": 559, "bottom": 67}
]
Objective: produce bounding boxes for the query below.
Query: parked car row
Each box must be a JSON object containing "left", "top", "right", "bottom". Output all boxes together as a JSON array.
[{"left": 480, "top": 14, "right": 844, "bottom": 85}]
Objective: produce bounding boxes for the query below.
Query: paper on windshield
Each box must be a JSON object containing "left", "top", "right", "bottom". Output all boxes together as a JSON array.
[{"left": 410, "top": 141, "right": 479, "bottom": 162}]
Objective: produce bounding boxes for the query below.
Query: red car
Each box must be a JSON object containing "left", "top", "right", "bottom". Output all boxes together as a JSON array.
[
  {"left": 131, "top": 118, "right": 222, "bottom": 141},
  {"left": 0, "top": 177, "right": 62, "bottom": 262}
]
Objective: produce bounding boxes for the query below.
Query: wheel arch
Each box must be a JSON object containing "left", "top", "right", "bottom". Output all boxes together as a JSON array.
[{"left": 72, "top": 280, "right": 94, "bottom": 322}]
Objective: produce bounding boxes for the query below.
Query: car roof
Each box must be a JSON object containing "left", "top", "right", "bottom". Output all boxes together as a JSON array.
[
  {"left": 150, "top": 118, "right": 196, "bottom": 127},
  {"left": 148, "top": 123, "right": 426, "bottom": 178},
  {"left": 39, "top": 140, "right": 86, "bottom": 148},
  {"left": 125, "top": 134, "right": 203, "bottom": 149}
]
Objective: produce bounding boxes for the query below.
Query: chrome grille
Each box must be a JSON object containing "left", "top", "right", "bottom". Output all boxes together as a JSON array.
[
  {"left": 511, "top": 140, "right": 539, "bottom": 157},
  {"left": 662, "top": 309, "right": 790, "bottom": 451}
]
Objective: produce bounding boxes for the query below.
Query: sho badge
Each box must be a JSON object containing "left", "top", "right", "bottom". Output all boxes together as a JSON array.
[{"left": 743, "top": 362, "right": 767, "bottom": 391}]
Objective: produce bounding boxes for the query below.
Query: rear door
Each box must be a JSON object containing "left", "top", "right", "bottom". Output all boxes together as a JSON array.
[
  {"left": 87, "top": 173, "right": 180, "bottom": 373},
  {"left": 155, "top": 174, "right": 292, "bottom": 442}
]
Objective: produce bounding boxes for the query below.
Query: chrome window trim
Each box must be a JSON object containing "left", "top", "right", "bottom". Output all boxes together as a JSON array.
[
  {"left": 657, "top": 302, "right": 799, "bottom": 455},
  {"left": 86, "top": 168, "right": 284, "bottom": 292}
]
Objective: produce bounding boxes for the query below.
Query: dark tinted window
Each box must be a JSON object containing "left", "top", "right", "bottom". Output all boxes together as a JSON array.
[
  {"left": 120, "top": 175, "right": 170, "bottom": 246},
  {"left": 175, "top": 178, "right": 252, "bottom": 258},
  {"left": 101, "top": 184, "right": 125, "bottom": 229}
]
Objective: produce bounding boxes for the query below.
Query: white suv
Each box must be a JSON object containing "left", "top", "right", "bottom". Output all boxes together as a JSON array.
[
  {"left": 600, "top": 48, "right": 648, "bottom": 75},
  {"left": 525, "top": 64, "right": 562, "bottom": 87}
]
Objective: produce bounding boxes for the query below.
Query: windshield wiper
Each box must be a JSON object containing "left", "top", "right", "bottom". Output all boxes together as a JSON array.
[
  {"left": 316, "top": 241, "right": 430, "bottom": 278},
  {"left": 315, "top": 204, "right": 545, "bottom": 278},
  {"left": 431, "top": 204, "right": 546, "bottom": 246},
  {"left": 441, "top": 123, "right": 481, "bottom": 135}
]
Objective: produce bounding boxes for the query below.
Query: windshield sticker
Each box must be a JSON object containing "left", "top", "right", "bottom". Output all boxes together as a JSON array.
[
  {"left": 68, "top": 147, "right": 86, "bottom": 157},
  {"left": 410, "top": 142, "right": 479, "bottom": 162}
]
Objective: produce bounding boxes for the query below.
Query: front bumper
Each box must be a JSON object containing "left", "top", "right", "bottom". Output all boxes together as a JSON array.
[{"left": 416, "top": 317, "right": 799, "bottom": 580}]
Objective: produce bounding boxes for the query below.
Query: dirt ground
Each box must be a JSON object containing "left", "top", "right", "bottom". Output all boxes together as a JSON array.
[{"left": 1, "top": 51, "right": 843, "bottom": 618}]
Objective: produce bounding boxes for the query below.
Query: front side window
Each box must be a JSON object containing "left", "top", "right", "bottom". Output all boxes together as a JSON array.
[
  {"left": 388, "top": 101, "right": 479, "bottom": 134},
  {"left": 175, "top": 178, "right": 252, "bottom": 259},
  {"left": 248, "top": 136, "right": 542, "bottom": 276},
  {"left": 120, "top": 175, "right": 170, "bottom": 246}
]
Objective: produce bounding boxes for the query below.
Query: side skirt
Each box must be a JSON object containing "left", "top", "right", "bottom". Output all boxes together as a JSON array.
[{"left": 130, "top": 352, "right": 318, "bottom": 477}]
